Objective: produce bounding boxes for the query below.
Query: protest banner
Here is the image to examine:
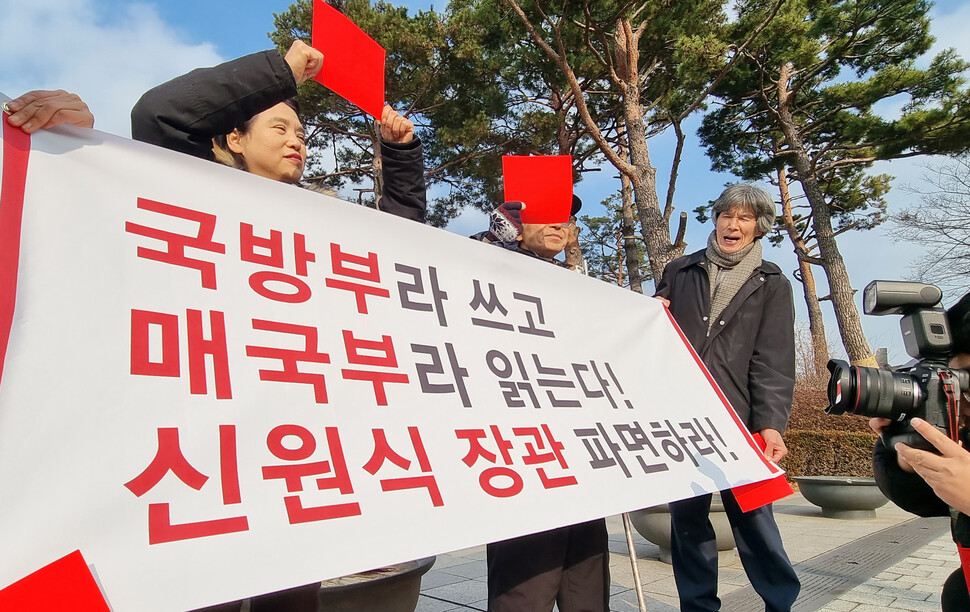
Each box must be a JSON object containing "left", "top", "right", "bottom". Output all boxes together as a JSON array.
[{"left": 0, "top": 96, "right": 780, "bottom": 611}]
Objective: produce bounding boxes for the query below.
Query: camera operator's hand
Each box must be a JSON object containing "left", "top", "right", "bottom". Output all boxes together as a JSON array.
[
  {"left": 868, "top": 417, "right": 890, "bottom": 437},
  {"left": 759, "top": 428, "right": 788, "bottom": 462},
  {"left": 894, "top": 417, "right": 970, "bottom": 515},
  {"left": 871, "top": 417, "right": 917, "bottom": 473}
]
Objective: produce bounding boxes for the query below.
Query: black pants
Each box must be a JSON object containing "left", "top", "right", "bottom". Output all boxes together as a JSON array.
[
  {"left": 486, "top": 519, "right": 610, "bottom": 612},
  {"left": 669, "top": 490, "right": 800, "bottom": 612},
  {"left": 943, "top": 567, "right": 970, "bottom": 612}
]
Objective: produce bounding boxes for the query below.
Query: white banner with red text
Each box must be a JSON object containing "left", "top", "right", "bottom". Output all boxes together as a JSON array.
[{"left": 0, "top": 97, "right": 781, "bottom": 611}]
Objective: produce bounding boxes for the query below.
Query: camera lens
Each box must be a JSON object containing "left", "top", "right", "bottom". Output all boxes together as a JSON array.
[
  {"left": 825, "top": 359, "right": 854, "bottom": 415},
  {"left": 824, "top": 359, "right": 921, "bottom": 419}
]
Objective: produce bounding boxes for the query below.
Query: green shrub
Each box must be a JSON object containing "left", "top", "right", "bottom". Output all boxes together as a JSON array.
[{"left": 781, "top": 429, "right": 877, "bottom": 479}]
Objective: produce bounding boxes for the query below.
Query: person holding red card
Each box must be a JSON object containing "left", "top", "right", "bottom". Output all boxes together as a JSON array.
[
  {"left": 129, "top": 39, "right": 425, "bottom": 612},
  {"left": 654, "top": 184, "right": 800, "bottom": 612},
  {"left": 472, "top": 191, "right": 610, "bottom": 612},
  {"left": 472, "top": 196, "right": 583, "bottom": 269},
  {"left": 131, "top": 40, "right": 426, "bottom": 223}
]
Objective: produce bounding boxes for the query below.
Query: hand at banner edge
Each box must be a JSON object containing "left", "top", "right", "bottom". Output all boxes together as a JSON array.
[
  {"left": 4, "top": 90, "right": 94, "bottom": 134},
  {"left": 759, "top": 427, "right": 788, "bottom": 463}
]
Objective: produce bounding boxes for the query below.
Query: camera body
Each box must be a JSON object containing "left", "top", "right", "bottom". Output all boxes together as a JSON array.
[{"left": 825, "top": 281, "right": 968, "bottom": 452}]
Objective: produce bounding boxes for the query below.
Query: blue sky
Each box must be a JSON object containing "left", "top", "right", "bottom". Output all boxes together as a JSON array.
[{"left": 2, "top": 0, "right": 969, "bottom": 362}]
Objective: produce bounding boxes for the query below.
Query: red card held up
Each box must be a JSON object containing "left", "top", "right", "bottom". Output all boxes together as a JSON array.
[
  {"left": 0, "top": 550, "right": 110, "bottom": 611},
  {"left": 502, "top": 155, "right": 573, "bottom": 224},
  {"left": 311, "top": 0, "right": 386, "bottom": 118},
  {"left": 731, "top": 433, "right": 793, "bottom": 512}
]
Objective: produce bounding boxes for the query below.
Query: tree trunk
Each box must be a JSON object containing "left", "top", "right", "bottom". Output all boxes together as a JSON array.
[
  {"left": 621, "top": 172, "right": 643, "bottom": 292},
  {"left": 617, "top": 119, "right": 643, "bottom": 292},
  {"left": 614, "top": 22, "right": 684, "bottom": 281},
  {"left": 613, "top": 228, "right": 625, "bottom": 286},
  {"left": 777, "top": 169, "right": 828, "bottom": 378},
  {"left": 776, "top": 64, "right": 876, "bottom": 367},
  {"left": 565, "top": 217, "right": 584, "bottom": 271},
  {"left": 372, "top": 129, "right": 384, "bottom": 208},
  {"left": 501, "top": 4, "right": 686, "bottom": 284}
]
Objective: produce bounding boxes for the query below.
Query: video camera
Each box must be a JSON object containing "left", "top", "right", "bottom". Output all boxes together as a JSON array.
[{"left": 825, "top": 281, "right": 969, "bottom": 452}]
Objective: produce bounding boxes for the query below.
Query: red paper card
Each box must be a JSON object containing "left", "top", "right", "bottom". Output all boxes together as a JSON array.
[
  {"left": 0, "top": 550, "right": 110, "bottom": 611},
  {"left": 502, "top": 155, "right": 573, "bottom": 224},
  {"left": 731, "top": 433, "right": 793, "bottom": 512},
  {"left": 311, "top": 0, "right": 386, "bottom": 118}
]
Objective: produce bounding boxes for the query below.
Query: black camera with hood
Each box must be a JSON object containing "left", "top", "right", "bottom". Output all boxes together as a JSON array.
[{"left": 825, "top": 281, "right": 970, "bottom": 452}]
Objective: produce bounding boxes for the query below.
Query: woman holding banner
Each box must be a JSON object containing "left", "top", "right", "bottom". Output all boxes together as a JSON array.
[
  {"left": 130, "top": 40, "right": 426, "bottom": 222},
  {"left": 127, "top": 40, "right": 425, "bottom": 612}
]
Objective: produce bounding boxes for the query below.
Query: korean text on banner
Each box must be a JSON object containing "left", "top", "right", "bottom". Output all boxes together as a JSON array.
[{"left": 0, "top": 103, "right": 777, "bottom": 611}]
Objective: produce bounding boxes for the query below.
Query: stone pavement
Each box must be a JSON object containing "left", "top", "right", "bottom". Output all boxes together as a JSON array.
[
  {"left": 415, "top": 493, "right": 960, "bottom": 612},
  {"left": 814, "top": 534, "right": 957, "bottom": 612}
]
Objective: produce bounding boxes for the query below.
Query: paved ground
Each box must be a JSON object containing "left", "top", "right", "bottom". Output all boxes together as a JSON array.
[{"left": 415, "top": 493, "right": 959, "bottom": 612}]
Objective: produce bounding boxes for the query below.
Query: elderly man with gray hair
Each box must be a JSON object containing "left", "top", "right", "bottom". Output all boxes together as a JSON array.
[{"left": 655, "top": 183, "right": 800, "bottom": 611}]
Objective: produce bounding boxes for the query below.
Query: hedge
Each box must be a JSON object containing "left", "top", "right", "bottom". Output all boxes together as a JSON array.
[{"left": 780, "top": 429, "right": 877, "bottom": 478}]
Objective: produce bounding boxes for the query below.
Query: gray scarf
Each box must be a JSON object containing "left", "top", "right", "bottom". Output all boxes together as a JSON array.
[{"left": 704, "top": 231, "right": 762, "bottom": 330}]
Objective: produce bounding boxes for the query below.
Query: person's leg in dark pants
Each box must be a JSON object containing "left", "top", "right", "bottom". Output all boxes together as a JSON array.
[
  {"left": 721, "top": 490, "right": 799, "bottom": 612},
  {"left": 942, "top": 567, "right": 970, "bottom": 612},
  {"left": 670, "top": 493, "right": 719, "bottom": 612},
  {"left": 487, "top": 527, "right": 569, "bottom": 611},
  {"left": 558, "top": 519, "right": 610, "bottom": 612}
]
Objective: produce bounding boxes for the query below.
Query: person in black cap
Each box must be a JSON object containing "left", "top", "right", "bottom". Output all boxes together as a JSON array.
[
  {"left": 473, "top": 194, "right": 608, "bottom": 612},
  {"left": 871, "top": 291, "right": 970, "bottom": 612},
  {"left": 473, "top": 195, "right": 584, "bottom": 271}
]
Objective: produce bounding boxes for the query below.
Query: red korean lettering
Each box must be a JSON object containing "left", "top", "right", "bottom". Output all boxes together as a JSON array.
[
  {"left": 125, "top": 198, "right": 226, "bottom": 289},
  {"left": 125, "top": 426, "right": 248, "bottom": 544}
]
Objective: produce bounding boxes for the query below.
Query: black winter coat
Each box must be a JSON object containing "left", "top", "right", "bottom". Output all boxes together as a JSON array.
[
  {"left": 873, "top": 431, "right": 970, "bottom": 547},
  {"left": 655, "top": 248, "right": 795, "bottom": 433},
  {"left": 130, "top": 50, "right": 426, "bottom": 223}
]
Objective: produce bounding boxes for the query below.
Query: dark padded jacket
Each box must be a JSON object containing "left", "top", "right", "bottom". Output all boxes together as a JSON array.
[
  {"left": 654, "top": 248, "right": 795, "bottom": 433},
  {"left": 874, "top": 431, "right": 970, "bottom": 547},
  {"left": 130, "top": 50, "right": 426, "bottom": 223}
]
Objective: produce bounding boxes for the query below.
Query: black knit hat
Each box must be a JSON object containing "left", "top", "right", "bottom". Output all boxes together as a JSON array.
[
  {"left": 571, "top": 195, "right": 583, "bottom": 216},
  {"left": 947, "top": 291, "right": 970, "bottom": 354}
]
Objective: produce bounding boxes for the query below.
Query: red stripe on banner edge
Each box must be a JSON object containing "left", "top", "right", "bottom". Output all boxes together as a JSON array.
[
  {"left": 0, "top": 118, "right": 30, "bottom": 390},
  {"left": 661, "top": 306, "right": 780, "bottom": 474}
]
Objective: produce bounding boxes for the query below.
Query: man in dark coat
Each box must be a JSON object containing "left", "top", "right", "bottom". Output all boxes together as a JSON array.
[{"left": 654, "top": 183, "right": 800, "bottom": 612}]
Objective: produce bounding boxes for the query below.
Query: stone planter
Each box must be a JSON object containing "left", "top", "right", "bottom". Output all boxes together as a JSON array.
[
  {"left": 316, "top": 557, "right": 436, "bottom": 612},
  {"left": 628, "top": 495, "right": 736, "bottom": 564},
  {"left": 793, "top": 476, "right": 888, "bottom": 519}
]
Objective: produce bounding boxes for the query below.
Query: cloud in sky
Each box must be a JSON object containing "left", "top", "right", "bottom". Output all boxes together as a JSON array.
[{"left": 0, "top": 0, "right": 223, "bottom": 136}]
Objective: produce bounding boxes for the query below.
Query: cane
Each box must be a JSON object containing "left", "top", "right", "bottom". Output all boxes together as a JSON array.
[{"left": 622, "top": 512, "right": 647, "bottom": 612}]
